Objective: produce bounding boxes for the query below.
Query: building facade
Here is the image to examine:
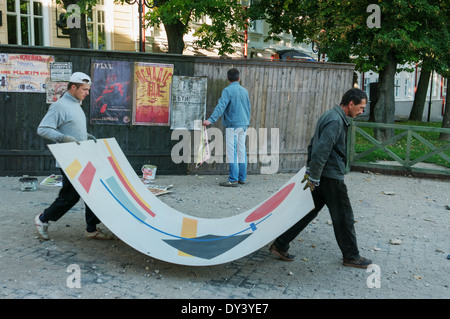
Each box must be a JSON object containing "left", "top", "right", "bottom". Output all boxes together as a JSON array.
[
  {"left": 356, "top": 66, "right": 447, "bottom": 122},
  {"left": 0, "top": 0, "right": 446, "bottom": 122},
  {"left": 0, "top": 0, "right": 138, "bottom": 51},
  {"left": 0, "top": 0, "right": 317, "bottom": 58}
]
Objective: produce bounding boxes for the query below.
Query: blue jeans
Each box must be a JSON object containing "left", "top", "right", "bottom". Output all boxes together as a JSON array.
[{"left": 225, "top": 127, "right": 247, "bottom": 183}]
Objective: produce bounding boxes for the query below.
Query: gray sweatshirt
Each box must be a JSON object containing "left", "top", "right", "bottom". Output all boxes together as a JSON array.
[{"left": 37, "top": 92, "right": 88, "bottom": 143}]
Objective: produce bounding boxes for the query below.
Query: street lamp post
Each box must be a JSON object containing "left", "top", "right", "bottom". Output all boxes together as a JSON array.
[{"left": 125, "top": 0, "right": 157, "bottom": 52}]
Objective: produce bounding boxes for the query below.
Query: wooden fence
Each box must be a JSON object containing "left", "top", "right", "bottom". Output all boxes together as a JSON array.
[
  {"left": 0, "top": 45, "right": 354, "bottom": 176},
  {"left": 347, "top": 120, "right": 450, "bottom": 177},
  {"left": 191, "top": 57, "right": 355, "bottom": 174}
]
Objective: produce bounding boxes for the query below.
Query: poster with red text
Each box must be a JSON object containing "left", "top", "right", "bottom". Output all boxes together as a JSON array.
[
  {"left": 0, "top": 53, "right": 53, "bottom": 93},
  {"left": 133, "top": 62, "right": 173, "bottom": 126}
]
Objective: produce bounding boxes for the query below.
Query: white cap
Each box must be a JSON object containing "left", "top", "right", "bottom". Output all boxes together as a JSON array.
[{"left": 69, "top": 72, "right": 91, "bottom": 84}]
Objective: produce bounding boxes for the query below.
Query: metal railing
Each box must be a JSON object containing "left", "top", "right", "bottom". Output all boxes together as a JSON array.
[{"left": 347, "top": 120, "right": 450, "bottom": 177}]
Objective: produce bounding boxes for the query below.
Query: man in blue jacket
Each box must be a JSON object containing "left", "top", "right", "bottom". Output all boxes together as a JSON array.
[
  {"left": 270, "top": 88, "right": 373, "bottom": 269},
  {"left": 203, "top": 68, "right": 251, "bottom": 187}
]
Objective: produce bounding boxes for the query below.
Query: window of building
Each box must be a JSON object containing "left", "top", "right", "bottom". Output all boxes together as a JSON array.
[
  {"left": 7, "top": 0, "right": 47, "bottom": 46},
  {"left": 432, "top": 73, "right": 439, "bottom": 98},
  {"left": 86, "top": 0, "right": 107, "bottom": 50},
  {"left": 249, "top": 20, "right": 259, "bottom": 33},
  {"left": 364, "top": 78, "right": 370, "bottom": 93},
  {"left": 248, "top": 0, "right": 260, "bottom": 33},
  {"left": 395, "top": 79, "right": 400, "bottom": 97},
  {"left": 404, "top": 78, "right": 409, "bottom": 97},
  {"left": 443, "top": 78, "right": 448, "bottom": 98}
]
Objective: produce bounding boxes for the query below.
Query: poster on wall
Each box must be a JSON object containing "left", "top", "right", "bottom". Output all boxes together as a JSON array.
[
  {"left": 46, "top": 81, "right": 67, "bottom": 103},
  {"left": 0, "top": 53, "right": 54, "bottom": 93},
  {"left": 133, "top": 62, "right": 173, "bottom": 126},
  {"left": 90, "top": 60, "right": 133, "bottom": 125},
  {"left": 170, "top": 76, "right": 207, "bottom": 130},
  {"left": 50, "top": 62, "right": 72, "bottom": 82}
]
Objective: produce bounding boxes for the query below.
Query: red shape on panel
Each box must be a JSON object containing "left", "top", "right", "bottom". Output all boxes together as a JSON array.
[
  {"left": 107, "top": 157, "right": 156, "bottom": 217},
  {"left": 78, "top": 161, "right": 96, "bottom": 194},
  {"left": 244, "top": 183, "right": 295, "bottom": 223}
]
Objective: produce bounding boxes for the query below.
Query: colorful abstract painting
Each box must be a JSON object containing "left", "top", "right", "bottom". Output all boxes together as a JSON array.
[{"left": 48, "top": 138, "right": 314, "bottom": 266}]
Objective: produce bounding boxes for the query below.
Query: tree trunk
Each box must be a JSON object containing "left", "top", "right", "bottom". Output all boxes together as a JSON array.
[
  {"left": 68, "top": 13, "right": 89, "bottom": 49},
  {"left": 369, "top": 82, "right": 379, "bottom": 122},
  {"left": 163, "top": 21, "right": 186, "bottom": 54},
  {"left": 374, "top": 50, "right": 397, "bottom": 141},
  {"left": 409, "top": 68, "right": 431, "bottom": 121},
  {"left": 439, "top": 80, "right": 450, "bottom": 141},
  {"left": 62, "top": 0, "right": 89, "bottom": 49}
]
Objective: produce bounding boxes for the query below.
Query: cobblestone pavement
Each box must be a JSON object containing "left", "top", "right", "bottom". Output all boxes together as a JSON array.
[{"left": 0, "top": 171, "right": 449, "bottom": 303}]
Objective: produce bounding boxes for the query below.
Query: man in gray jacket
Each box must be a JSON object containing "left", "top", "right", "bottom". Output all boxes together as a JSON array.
[
  {"left": 270, "top": 88, "right": 372, "bottom": 269},
  {"left": 34, "top": 72, "right": 112, "bottom": 240}
]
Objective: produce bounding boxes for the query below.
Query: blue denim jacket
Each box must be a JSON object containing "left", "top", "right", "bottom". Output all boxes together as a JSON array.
[
  {"left": 307, "top": 105, "right": 350, "bottom": 181},
  {"left": 207, "top": 81, "right": 251, "bottom": 129}
]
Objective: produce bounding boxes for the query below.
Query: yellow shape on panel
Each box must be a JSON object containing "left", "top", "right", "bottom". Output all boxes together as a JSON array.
[
  {"left": 178, "top": 217, "right": 198, "bottom": 257},
  {"left": 65, "top": 159, "right": 82, "bottom": 180}
]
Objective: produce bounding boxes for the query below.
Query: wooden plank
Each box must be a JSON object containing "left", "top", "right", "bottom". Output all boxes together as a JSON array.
[
  {"left": 279, "top": 66, "right": 290, "bottom": 152},
  {"left": 353, "top": 130, "right": 408, "bottom": 161},
  {"left": 405, "top": 130, "right": 412, "bottom": 166},
  {"left": 348, "top": 121, "right": 450, "bottom": 176},
  {"left": 193, "top": 55, "right": 355, "bottom": 71},
  {"left": 286, "top": 68, "right": 300, "bottom": 170},
  {"left": 354, "top": 127, "right": 406, "bottom": 165},
  {"left": 409, "top": 143, "right": 450, "bottom": 166},
  {"left": 260, "top": 65, "right": 270, "bottom": 129},
  {"left": 410, "top": 131, "right": 450, "bottom": 162},
  {"left": 298, "top": 68, "right": 309, "bottom": 150}
]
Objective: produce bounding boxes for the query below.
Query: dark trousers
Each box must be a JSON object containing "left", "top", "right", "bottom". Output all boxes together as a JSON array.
[
  {"left": 273, "top": 176, "right": 360, "bottom": 260},
  {"left": 41, "top": 169, "right": 100, "bottom": 232}
]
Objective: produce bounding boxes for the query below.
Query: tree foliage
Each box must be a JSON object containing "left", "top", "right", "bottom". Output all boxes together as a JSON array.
[
  {"left": 61, "top": 0, "right": 248, "bottom": 54},
  {"left": 56, "top": 0, "right": 101, "bottom": 48},
  {"left": 250, "top": 0, "right": 449, "bottom": 140},
  {"left": 117, "top": 0, "right": 249, "bottom": 55},
  {"left": 251, "top": 0, "right": 448, "bottom": 73}
]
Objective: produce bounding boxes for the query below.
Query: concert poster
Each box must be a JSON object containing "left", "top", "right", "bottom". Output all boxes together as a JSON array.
[
  {"left": 90, "top": 60, "right": 133, "bottom": 125},
  {"left": 133, "top": 62, "right": 174, "bottom": 126}
]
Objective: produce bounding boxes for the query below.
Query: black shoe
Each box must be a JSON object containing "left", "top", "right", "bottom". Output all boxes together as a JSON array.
[
  {"left": 219, "top": 181, "right": 238, "bottom": 187},
  {"left": 343, "top": 256, "right": 372, "bottom": 269},
  {"left": 238, "top": 181, "right": 245, "bottom": 185},
  {"left": 269, "top": 244, "right": 295, "bottom": 262}
]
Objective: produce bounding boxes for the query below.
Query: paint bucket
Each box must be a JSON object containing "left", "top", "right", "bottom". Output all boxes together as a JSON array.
[
  {"left": 19, "top": 177, "right": 38, "bottom": 191},
  {"left": 142, "top": 165, "right": 157, "bottom": 180}
]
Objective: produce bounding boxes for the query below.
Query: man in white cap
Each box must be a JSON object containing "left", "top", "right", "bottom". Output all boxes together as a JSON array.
[{"left": 35, "top": 72, "right": 112, "bottom": 240}]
